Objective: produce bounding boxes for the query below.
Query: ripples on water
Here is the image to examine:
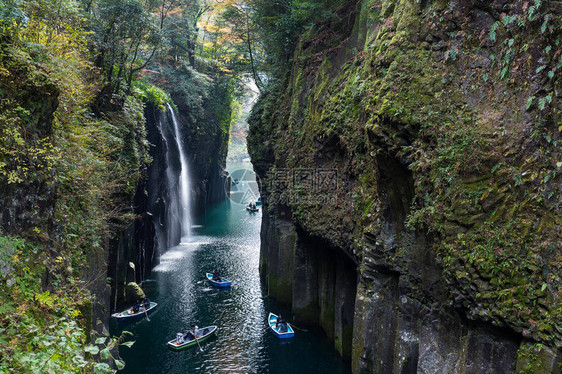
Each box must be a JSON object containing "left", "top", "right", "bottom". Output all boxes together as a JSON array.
[{"left": 115, "top": 202, "right": 350, "bottom": 374}]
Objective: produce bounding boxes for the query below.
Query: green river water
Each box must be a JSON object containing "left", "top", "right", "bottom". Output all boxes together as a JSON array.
[{"left": 113, "top": 169, "right": 352, "bottom": 374}]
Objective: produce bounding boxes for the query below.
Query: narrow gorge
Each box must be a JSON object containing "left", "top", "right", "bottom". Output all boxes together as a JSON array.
[{"left": 0, "top": 0, "right": 560, "bottom": 372}]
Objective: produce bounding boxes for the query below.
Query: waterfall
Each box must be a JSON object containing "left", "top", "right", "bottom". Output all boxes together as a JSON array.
[{"left": 167, "top": 104, "right": 191, "bottom": 243}]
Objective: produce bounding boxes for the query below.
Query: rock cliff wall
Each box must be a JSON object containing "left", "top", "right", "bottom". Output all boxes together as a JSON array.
[
  {"left": 170, "top": 80, "right": 232, "bottom": 217},
  {"left": 249, "top": 0, "right": 561, "bottom": 372},
  {"left": 107, "top": 105, "right": 165, "bottom": 309},
  {"left": 109, "top": 83, "right": 233, "bottom": 310}
]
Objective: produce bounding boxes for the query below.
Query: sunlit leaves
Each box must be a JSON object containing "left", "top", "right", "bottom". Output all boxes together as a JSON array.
[
  {"left": 35, "top": 291, "right": 55, "bottom": 308},
  {"left": 0, "top": 236, "right": 97, "bottom": 372},
  {"left": 120, "top": 340, "right": 135, "bottom": 348},
  {"left": 84, "top": 345, "right": 100, "bottom": 355}
]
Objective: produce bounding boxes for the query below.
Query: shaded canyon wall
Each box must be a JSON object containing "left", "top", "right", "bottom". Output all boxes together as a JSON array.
[
  {"left": 109, "top": 93, "right": 232, "bottom": 310},
  {"left": 249, "top": 0, "right": 561, "bottom": 372}
]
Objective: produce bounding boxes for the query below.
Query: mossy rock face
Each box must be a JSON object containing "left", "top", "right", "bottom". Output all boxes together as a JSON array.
[
  {"left": 79, "top": 299, "right": 94, "bottom": 342},
  {"left": 516, "top": 342, "right": 562, "bottom": 374},
  {"left": 249, "top": 0, "right": 562, "bottom": 368},
  {"left": 0, "top": 42, "right": 60, "bottom": 242},
  {"left": 268, "top": 276, "right": 293, "bottom": 305}
]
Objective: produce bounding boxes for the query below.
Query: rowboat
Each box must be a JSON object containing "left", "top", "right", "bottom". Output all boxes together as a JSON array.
[
  {"left": 111, "top": 302, "right": 157, "bottom": 321},
  {"left": 246, "top": 205, "right": 259, "bottom": 212},
  {"left": 268, "top": 313, "right": 294, "bottom": 338},
  {"left": 206, "top": 273, "right": 232, "bottom": 287},
  {"left": 167, "top": 325, "right": 218, "bottom": 350},
  {"left": 256, "top": 197, "right": 262, "bottom": 205}
]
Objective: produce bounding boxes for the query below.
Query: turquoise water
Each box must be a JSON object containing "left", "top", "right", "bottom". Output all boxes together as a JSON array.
[{"left": 113, "top": 199, "right": 351, "bottom": 373}]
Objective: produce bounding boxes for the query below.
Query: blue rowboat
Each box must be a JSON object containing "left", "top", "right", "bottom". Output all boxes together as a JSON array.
[
  {"left": 111, "top": 302, "right": 157, "bottom": 321},
  {"left": 167, "top": 325, "right": 217, "bottom": 350},
  {"left": 206, "top": 273, "right": 232, "bottom": 287},
  {"left": 246, "top": 205, "right": 259, "bottom": 212},
  {"left": 268, "top": 313, "right": 294, "bottom": 339}
]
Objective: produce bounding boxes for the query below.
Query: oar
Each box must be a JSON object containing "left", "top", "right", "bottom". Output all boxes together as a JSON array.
[
  {"left": 288, "top": 323, "right": 307, "bottom": 332},
  {"left": 195, "top": 336, "right": 203, "bottom": 352},
  {"left": 260, "top": 325, "right": 270, "bottom": 334}
]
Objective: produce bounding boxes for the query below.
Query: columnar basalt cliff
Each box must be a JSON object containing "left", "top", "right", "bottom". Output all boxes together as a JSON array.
[
  {"left": 107, "top": 105, "right": 168, "bottom": 310},
  {"left": 169, "top": 80, "right": 233, "bottom": 217},
  {"left": 0, "top": 39, "right": 150, "bottom": 341},
  {"left": 249, "top": 0, "right": 561, "bottom": 372},
  {"left": 109, "top": 92, "right": 232, "bottom": 310}
]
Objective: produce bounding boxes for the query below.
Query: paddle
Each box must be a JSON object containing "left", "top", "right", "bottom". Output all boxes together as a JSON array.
[
  {"left": 260, "top": 325, "right": 270, "bottom": 334},
  {"left": 288, "top": 323, "right": 307, "bottom": 332},
  {"left": 195, "top": 336, "right": 203, "bottom": 352}
]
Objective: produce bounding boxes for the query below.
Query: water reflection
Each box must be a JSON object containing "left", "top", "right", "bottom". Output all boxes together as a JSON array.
[{"left": 116, "top": 198, "right": 350, "bottom": 374}]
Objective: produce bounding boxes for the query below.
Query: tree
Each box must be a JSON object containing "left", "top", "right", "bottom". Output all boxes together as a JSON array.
[
  {"left": 219, "top": 1, "right": 264, "bottom": 90},
  {"left": 87, "top": 0, "right": 186, "bottom": 105},
  {"left": 165, "top": 0, "right": 210, "bottom": 67}
]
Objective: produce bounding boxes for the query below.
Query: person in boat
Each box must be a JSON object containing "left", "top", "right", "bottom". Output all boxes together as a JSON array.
[
  {"left": 132, "top": 300, "right": 141, "bottom": 314},
  {"left": 185, "top": 326, "right": 195, "bottom": 340},
  {"left": 276, "top": 314, "right": 288, "bottom": 332},
  {"left": 186, "top": 324, "right": 200, "bottom": 340},
  {"left": 212, "top": 269, "right": 221, "bottom": 281},
  {"left": 142, "top": 296, "right": 150, "bottom": 310}
]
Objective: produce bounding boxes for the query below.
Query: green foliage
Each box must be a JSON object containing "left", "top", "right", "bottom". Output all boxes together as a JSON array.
[
  {"left": 250, "top": 0, "right": 345, "bottom": 74},
  {"left": 161, "top": 64, "right": 211, "bottom": 112},
  {"left": 54, "top": 96, "right": 150, "bottom": 264},
  {"left": 516, "top": 343, "right": 551, "bottom": 373},
  {"left": 0, "top": 1, "right": 153, "bottom": 370},
  {"left": 0, "top": 236, "right": 133, "bottom": 372},
  {"left": 133, "top": 80, "right": 172, "bottom": 111},
  {"left": 489, "top": 21, "right": 500, "bottom": 42},
  {"left": 0, "top": 0, "right": 28, "bottom": 31},
  {"left": 88, "top": 0, "right": 163, "bottom": 98}
]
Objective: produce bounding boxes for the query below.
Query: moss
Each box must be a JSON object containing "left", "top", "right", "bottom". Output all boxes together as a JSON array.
[
  {"left": 249, "top": 0, "right": 562, "bottom": 354},
  {"left": 516, "top": 343, "right": 557, "bottom": 374},
  {"left": 268, "top": 275, "right": 293, "bottom": 305},
  {"left": 351, "top": 291, "right": 366, "bottom": 373},
  {"left": 339, "top": 325, "right": 354, "bottom": 360},
  {"left": 132, "top": 81, "right": 172, "bottom": 112},
  {"left": 79, "top": 299, "right": 94, "bottom": 342}
]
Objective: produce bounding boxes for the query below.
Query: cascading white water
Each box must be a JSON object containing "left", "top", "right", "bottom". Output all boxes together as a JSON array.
[{"left": 167, "top": 104, "right": 191, "bottom": 243}]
